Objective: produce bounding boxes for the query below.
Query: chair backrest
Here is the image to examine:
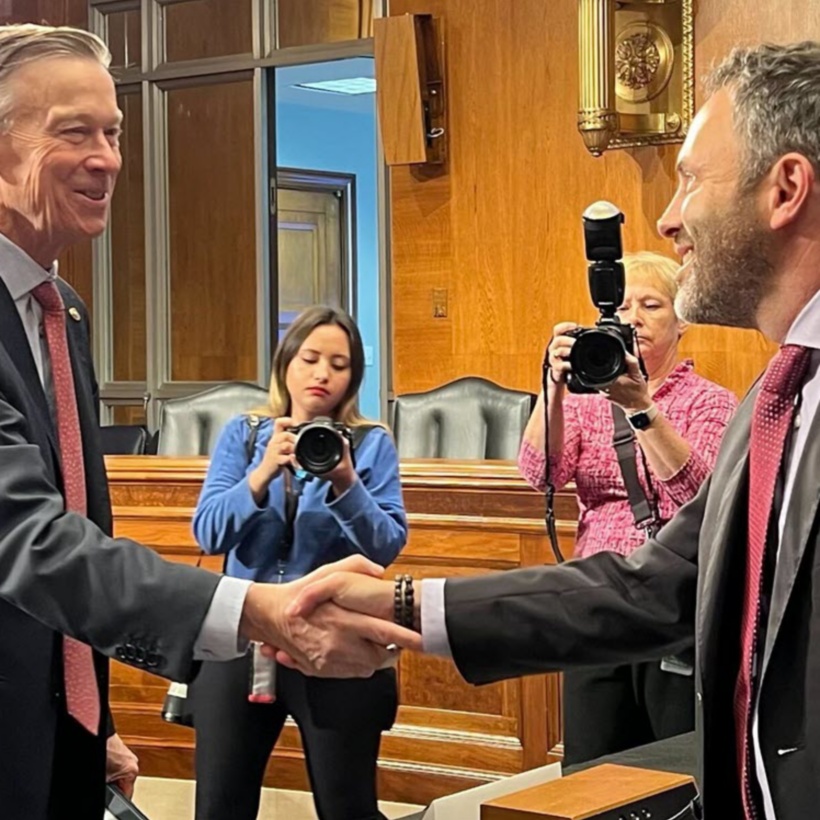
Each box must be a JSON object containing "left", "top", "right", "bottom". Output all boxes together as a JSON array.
[
  {"left": 157, "top": 382, "right": 270, "bottom": 456},
  {"left": 392, "top": 377, "right": 535, "bottom": 460},
  {"left": 98, "top": 424, "right": 148, "bottom": 455}
]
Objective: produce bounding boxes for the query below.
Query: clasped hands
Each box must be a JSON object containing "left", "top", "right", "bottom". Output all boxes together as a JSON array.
[{"left": 239, "top": 556, "right": 420, "bottom": 679}]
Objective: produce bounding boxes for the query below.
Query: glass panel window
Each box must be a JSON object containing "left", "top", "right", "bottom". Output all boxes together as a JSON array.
[
  {"left": 163, "top": 0, "right": 253, "bottom": 63},
  {"left": 166, "top": 77, "right": 257, "bottom": 382},
  {"left": 277, "top": 0, "right": 376, "bottom": 49},
  {"left": 110, "top": 89, "right": 147, "bottom": 382}
]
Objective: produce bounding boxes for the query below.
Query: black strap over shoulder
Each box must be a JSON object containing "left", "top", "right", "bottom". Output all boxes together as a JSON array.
[
  {"left": 610, "top": 404, "right": 659, "bottom": 536},
  {"left": 244, "top": 413, "right": 262, "bottom": 462}
]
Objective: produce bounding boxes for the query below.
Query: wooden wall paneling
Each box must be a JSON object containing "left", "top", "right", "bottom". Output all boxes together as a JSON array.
[
  {"left": 111, "top": 88, "right": 147, "bottom": 382},
  {"left": 163, "top": 0, "right": 254, "bottom": 63},
  {"left": 695, "top": 1, "right": 820, "bottom": 79},
  {"left": 374, "top": 14, "right": 428, "bottom": 166},
  {"left": 4, "top": 0, "right": 86, "bottom": 27},
  {"left": 59, "top": 240, "right": 94, "bottom": 318},
  {"left": 277, "top": 0, "right": 375, "bottom": 49},
  {"left": 387, "top": 0, "right": 811, "bottom": 401},
  {"left": 106, "top": 6, "right": 141, "bottom": 70},
  {"left": 166, "top": 75, "right": 258, "bottom": 383},
  {"left": 112, "top": 405, "right": 149, "bottom": 426},
  {"left": 104, "top": 456, "right": 579, "bottom": 804}
]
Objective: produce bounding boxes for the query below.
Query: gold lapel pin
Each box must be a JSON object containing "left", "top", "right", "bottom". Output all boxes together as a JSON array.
[{"left": 68, "top": 307, "right": 81, "bottom": 322}]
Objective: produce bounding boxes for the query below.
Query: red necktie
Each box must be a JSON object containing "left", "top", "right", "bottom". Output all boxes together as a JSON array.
[
  {"left": 31, "top": 280, "right": 100, "bottom": 736},
  {"left": 734, "top": 344, "right": 811, "bottom": 818}
]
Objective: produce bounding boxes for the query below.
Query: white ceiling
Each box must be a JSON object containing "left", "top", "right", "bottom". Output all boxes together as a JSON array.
[{"left": 275, "top": 57, "right": 376, "bottom": 116}]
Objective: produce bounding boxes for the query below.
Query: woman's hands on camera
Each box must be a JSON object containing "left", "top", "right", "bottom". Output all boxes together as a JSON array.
[
  {"left": 325, "top": 436, "right": 357, "bottom": 498},
  {"left": 548, "top": 322, "right": 652, "bottom": 413},
  {"left": 249, "top": 417, "right": 298, "bottom": 504},
  {"left": 606, "top": 354, "right": 653, "bottom": 414},
  {"left": 547, "top": 322, "right": 579, "bottom": 388}
]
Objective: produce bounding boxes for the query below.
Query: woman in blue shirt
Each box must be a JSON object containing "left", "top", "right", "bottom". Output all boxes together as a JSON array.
[{"left": 191, "top": 306, "right": 407, "bottom": 820}]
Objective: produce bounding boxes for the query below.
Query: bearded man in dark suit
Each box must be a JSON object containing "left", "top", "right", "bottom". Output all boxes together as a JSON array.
[{"left": 288, "top": 41, "right": 820, "bottom": 820}]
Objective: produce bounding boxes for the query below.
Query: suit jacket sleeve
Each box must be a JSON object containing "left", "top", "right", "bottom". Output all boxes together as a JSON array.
[
  {"left": 444, "top": 477, "right": 706, "bottom": 685},
  {"left": 0, "top": 390, "right": 222, "bottom": 683}
]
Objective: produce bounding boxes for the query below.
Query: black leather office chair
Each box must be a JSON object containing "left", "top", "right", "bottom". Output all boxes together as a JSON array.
[
  {"left": 392, "top": 377, "right": 535, "bottom": 460},
  {"left": 156, "top": 381, "right": 269, "bottom": 456},
  {"left": 98, "top": 424, "right": 149, "bottom": 455}
]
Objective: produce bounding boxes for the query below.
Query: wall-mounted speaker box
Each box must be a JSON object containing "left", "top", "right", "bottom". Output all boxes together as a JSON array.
[
  {"left": 480, "top": 764, "right": 698, "bottom": 820},
  {"left": 374, "top": 13, "right": 446, "bottom": 166}
]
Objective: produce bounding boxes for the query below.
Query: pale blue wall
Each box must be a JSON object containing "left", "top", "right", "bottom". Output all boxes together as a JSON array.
[{"left": 275, "top": 87, "right": 381, "bottom": 418}]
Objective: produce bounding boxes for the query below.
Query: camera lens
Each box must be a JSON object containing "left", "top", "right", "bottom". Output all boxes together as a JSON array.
[
  {"left": 295, "top": 425, "right": 343, "bottom": 475},
  {"left": 569, "top": 329, "right": 627, "bottom": 388}
]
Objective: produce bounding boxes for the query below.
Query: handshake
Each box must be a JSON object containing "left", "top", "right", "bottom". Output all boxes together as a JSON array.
[{"left": 238, "top": 556, "right": 423, "bottom": 678}]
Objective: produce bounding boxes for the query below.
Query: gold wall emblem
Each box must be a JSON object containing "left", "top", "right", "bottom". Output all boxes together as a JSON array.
[{"left": 578, "top": 0, "right": 693, "bottom": 156}]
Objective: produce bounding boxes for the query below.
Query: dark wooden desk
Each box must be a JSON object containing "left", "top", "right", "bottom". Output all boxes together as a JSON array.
[{"left": 105, "top": 456, "right": 579, "bottom": 804}]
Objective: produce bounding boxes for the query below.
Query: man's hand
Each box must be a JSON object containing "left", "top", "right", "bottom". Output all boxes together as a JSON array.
[
  {"left": 288, "top": 570, "right": 396, "bottom": 622},
  {"left": 239, "top": 556, "right": 422, "bottom": 678},
  {"left": 106, "top": 733, "right": 139, "bottom": 799},
  {"left": 277, "top": 570, "right": 418, "bottom": 670}
]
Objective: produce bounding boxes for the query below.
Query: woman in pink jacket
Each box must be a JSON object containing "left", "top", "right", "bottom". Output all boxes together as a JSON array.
[{"left": 519, "top": 251, "right": 738, "bottom": 765}]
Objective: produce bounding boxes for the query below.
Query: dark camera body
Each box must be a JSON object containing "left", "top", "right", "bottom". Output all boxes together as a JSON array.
[
  {"left": 563, "top": 201, "right": 641, "bottom": 394},
  {"left": 565, "top": 319, "right": 637, "bottom": 394},
  {"left": 289, "top": 417, "right": 353, "bottom": 476}
]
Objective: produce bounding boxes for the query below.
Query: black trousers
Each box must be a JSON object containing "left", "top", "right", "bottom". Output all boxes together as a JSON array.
[
  {"left": 46, "top": 706, "right": 107, "bottom": 820},
  {"left": 192, "top": 655, "right": 398, "bottom": 820},
  {"left": 562, "top": 659, "right": 695, "bottom": 766}
]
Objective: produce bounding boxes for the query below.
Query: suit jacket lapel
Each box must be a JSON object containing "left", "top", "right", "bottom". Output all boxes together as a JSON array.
[
  {"left": 0, "top": 277, "right": 60, "bottom": 457},
  {"left": 57, "top": 280, "right": 113, "bottom": 534},
  {"left": 761, "top": 397, "right": 820, "bottom": 682},
  {"left": 57, "top": 282, "right": 97, "bottom": 428}
]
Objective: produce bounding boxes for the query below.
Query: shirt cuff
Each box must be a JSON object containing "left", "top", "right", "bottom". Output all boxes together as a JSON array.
[
  {"left": 421, "top": 578, "right": 453, "bottom": 658},
  {"left": 193, "top": 576, "right": 252, "bottom": 661}
]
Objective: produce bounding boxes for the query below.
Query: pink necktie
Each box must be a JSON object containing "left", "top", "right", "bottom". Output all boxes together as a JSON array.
[
  {"left": 734, "top": 344, "right": 811, "bottom": 818},
  {"left": 31, "top": 280, "right": 100, "bottom": 736}
]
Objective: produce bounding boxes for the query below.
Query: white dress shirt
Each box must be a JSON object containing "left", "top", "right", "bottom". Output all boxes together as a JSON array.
[
  {"left": 0, "top": 232, "right": 249, "bottom": 661},
  {"left": 421, "top": 288, "right": 820, "bottom": 820}
]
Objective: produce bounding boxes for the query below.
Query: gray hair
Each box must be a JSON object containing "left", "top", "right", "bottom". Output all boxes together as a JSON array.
[
  {"left": 0, "top": 24, "right": 111, "bottom": 124},
  {"left": 704, "top": 41, "right": 820, "bottom": 188}
]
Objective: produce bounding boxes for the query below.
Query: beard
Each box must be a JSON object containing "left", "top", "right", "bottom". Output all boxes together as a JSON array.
[{"left": 674, "top": 202, "right": 774, "bottom": 330}]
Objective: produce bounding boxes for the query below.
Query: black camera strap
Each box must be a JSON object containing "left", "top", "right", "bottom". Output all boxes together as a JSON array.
[
  {"left": 280, "top": 467, "right": 302, "bottom": 561},
  {"left": 540, "top": 342, "right": 661, "bottom": 562},
  {"left": 611, "top": 404, "right": 660, "bottom": 538},
  {"left": 541, "top": 348, "right": 565, "bottom": 565}
]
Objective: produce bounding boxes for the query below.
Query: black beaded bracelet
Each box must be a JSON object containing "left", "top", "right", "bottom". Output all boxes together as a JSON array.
[
  {"left": 393, "top": 574, "right": 415, "bottom": 629},
  {"left": 403, "top": 576, "right": 414, "bottom": 629},
  {"left": 393, "top": 575, "right": 403, "bottom": 627}
]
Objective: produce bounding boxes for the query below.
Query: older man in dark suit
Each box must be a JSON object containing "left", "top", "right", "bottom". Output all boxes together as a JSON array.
[
  {"left": 0, "top": 24, "right": 415, "bottom": 820},
  {"left": 289, "top": 42, "right": 820, "bottom": 820}
]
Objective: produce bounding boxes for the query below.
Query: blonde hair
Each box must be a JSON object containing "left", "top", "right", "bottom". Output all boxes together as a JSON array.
[
  {"left": 0, "top": 24, "right": 111, "bottom": 125},
  {"left": 623, "top": 251, "right": 680, "bottom": 303}
]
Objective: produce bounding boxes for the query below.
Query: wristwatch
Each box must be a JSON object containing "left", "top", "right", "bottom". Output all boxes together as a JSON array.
[{"left": 626, "top": 403, "right": 659, "bottom": 431}]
